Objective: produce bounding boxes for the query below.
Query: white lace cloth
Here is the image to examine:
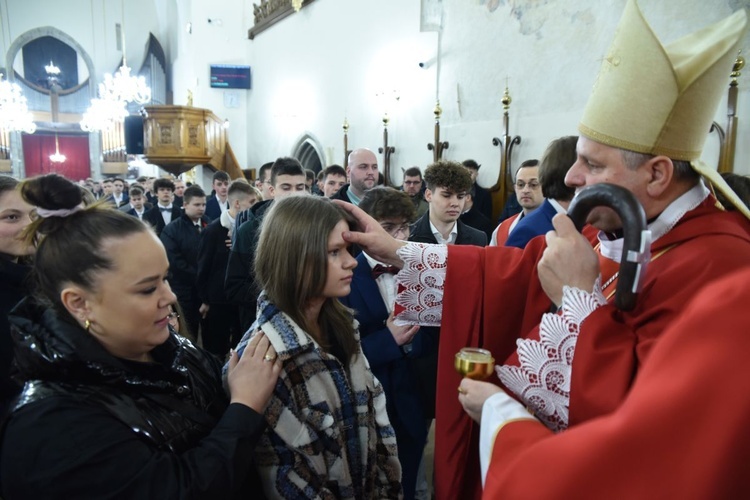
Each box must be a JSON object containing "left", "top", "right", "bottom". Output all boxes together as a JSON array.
[
  {"left": 394, "top": 243, "right": 448, "bottom": 327},
  {"left": 497, "top": 280, "right": 607, "bottom": 431}
]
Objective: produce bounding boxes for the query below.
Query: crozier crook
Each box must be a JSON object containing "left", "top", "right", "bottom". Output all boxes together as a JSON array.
[{"left": 566, "top": 183, "right": 651, "bottom": 311}]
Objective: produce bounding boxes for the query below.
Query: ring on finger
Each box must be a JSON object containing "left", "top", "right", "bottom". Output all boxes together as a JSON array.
[
  {"left": 264, "top": 353, "right": 277, "bottom": 363},
  {"left": 457, "top": 387, "right": 467, "bottom": 395}
]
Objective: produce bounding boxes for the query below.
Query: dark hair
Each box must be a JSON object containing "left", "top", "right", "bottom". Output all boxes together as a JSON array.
[
  {"left": 258, "top": 162, "right": 274, "bottom": 182},
  {"left": 228, "top": 180, "right": 254, "bottom": 201},
  {"left": 717, "top": 172, "right": 750, "bottom": 212},
  {"left": 270, "top": 157, "right": 305, "bottom": 186},
  {"left": 112, "top": 177, "right": 125, "bottom": 184},
  {"left": 212, "top": 171, "right": 230, "bottom": 183},
  {"left": 255, "top": 196, "right": 357, "bottom": 365},
  {"left": 322, "top": 164, "right": 346, "bottom": 180},
  {"left": 129, "top": 185, "right": 144, "bottom": 197},
  {"left": 101, "top": 178, "right": 113, "bottom": 185},
  {"left": 619, "top": 149, "right": 700, "bottom": 185},
  {"left": 136, "top": 176, "right": 148, "bottom": 183},
  {"left": 183, "top": 185, "right": 206, "bottom": 203},
  {"left": 304, "top": 169, "right": 315, "bottom": 183},
  {"left": 539, "top": 136, "right": 577, "bottom": 202},
  {"left": 462, "top": 159, "right": 481, "bottom": 171},
  {"left": 359, "top": 186, "right": 416, "bottom": 223},
  {"left": 403, "top": 167, "right": 422, "bottom": 179},
  {"left": 19, "top": 174, "right": 148, "bottom": 312},
  {"left": 0, "top": 175, "right": 19, "bottom": 195},
  {"left": 152, "top": 178, "right": 175, "bottom": 192},
  {"left": 515, "top": 159, "right": 539, "bottom": 181},
  {"left": 424, "top": 160, "right": 473, "bottom": 193}
]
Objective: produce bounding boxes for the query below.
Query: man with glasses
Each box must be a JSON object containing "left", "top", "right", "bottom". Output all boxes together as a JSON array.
[
  {"left": 489, "top": 159, "right": 542, "bottom": 246},
  {"left": 340, "top": 186, "right": 427, "bottom": 500},
  {"left": 505, "top": 136, "right": 577, "bottom": 249},
  {"left": 402, "top": 167, "right": 429, "bottom": 218}
]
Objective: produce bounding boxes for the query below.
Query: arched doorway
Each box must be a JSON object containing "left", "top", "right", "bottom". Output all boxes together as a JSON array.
[{"left": 293, "top": 134, "right": 325, "bottom": 174}]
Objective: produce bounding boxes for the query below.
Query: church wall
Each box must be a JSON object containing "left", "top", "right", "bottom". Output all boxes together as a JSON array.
[{"left": 235, "top": 0, "right": 749, "bottom": 184}]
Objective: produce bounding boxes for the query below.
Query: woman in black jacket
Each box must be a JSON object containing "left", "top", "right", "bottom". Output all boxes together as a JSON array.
[
  {"left": 0, "top": 175, "right": 35, "bottom": 416},
  {"left": 0, "top": 173, "right": 280, "bottom": 499}
]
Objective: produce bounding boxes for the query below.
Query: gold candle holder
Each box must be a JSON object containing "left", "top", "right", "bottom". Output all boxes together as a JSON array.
[{"left": 454, "top": 347, "right": 495, "bottom": 380}]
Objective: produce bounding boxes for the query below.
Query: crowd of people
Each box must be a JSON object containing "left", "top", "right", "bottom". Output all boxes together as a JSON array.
[{"left": 1, "top": 1, "right": 750, "bottom": 498}]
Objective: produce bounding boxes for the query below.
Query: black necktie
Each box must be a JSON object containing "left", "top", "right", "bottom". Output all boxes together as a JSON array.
[
  {"left": 160, "top": 207, "right": 171, "bottom": 212},
  {"left": 371, "top": 264, "right": 399, "bottom": 279}
]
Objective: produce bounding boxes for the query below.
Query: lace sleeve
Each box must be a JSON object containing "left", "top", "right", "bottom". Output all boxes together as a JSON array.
[
  {"left": 496, "top": 277, "right": 608, "bottom": 432},
  {"left": 393, "top": 242, "right": 448, "bottom": 327}
]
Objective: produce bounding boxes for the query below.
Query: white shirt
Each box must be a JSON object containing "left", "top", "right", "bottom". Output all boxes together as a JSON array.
[
  {"left": 429, "top": 219, "right": 458, "bottom": 245},
  {"left": 364, "top": 253, "right": 397, "bottom": 314},
  {"left": 159, "top": 204, "right": 174, "bottom": 225}
]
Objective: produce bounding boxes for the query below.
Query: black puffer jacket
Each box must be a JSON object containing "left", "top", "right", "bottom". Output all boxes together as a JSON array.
[{"left": 1, "top": 296, "right": 266, "bottom": 499}]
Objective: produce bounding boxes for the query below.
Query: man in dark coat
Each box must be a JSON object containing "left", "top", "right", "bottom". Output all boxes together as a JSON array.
[
  {"left": 143, "top": 178, "right": 182, "bottom": 237},
  {"left": 225, "top": 158, "right": 307, "bottom": 333},
  {"left": 196, "top": 181, "right": 256, "bottom": 357},
  {"left": 161, "top": 185, "right": 209, "bottom": 339},
  {"left": 408, "top": 160, "right": 486, "bottom": 427}
]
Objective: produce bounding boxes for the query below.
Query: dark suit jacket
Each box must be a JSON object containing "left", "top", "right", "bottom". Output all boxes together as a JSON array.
[
  {"left": 159, "top": 214, "right": 209, "bottom": 295},
  {"left": 472, "top": 183, "right": 493, "bottom": 221},
  {"left": 196, "top": 218, "right": 232, "bottom": 305},
  {"left": 204, "top": 195, "right": 228, "bottom": 222},
  {"left": 124, "top": 208, "right": 147, "bottom": 220},
  {"left": 505, "top": 198, "right": 557, "bottom": 249},
  {"left": 408, "top": 213, "right": 486, "bottom": 418},
  {"left": 340, "top": 253, "right": 433, "bottom": 441},
  {"left": 143, "top": 205, "right": 183, "bottom": 237},
  {"left": 460, "top": 209, "right": 494, "bottom": 242},
  {"left": 409, "top": 213, "right": 488, "bottom": 247},
  {"left": 104, "top": 193, "right": 129, "bottom": 208},
  {"left": 225, "top": 200, "right": 273, "bottom": 332},
  {"left": 330, "top": 184, "right": 355, "bottom": 203}
]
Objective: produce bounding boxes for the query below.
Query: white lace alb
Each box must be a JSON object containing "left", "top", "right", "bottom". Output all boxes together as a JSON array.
[
  {"left": 394, "top": 242, "right": 447, "bottom": 327},
  {"left": 497, "top": 279, "right": 607, "bottom": 432}
]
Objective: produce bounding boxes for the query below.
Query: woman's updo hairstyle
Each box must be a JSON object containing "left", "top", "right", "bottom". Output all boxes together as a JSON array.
[{"left": 20, "top": 174, "right": 149, "bottom": 309}]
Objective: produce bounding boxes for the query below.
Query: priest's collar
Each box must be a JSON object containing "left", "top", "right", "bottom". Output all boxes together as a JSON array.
[{"left": 598, "top": 183, "right": 709, "bottom": 262}]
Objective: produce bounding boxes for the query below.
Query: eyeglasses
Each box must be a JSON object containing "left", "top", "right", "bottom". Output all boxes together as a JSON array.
[
  {"left": 380, "top": 222, "right": 411, "bottom": 237},
  {"left": 515, "top": 181, "right": 540, "bottom": 190}
]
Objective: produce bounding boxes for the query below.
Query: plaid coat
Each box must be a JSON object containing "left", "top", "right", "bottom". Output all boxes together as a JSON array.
[{"left": 235, "top": 293, "right": 403, "bottom": 499}]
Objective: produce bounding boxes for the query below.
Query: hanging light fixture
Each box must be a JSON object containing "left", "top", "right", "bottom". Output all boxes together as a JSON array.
[
  {"left": 80, "top": 97, "right": 129, "bottom": 132},
  {"left": 291, "top": 0, "right": 303, "bottom": 12},
  {"left": 49, "top": 133, "right": 66, "bottom": 163},
  {"left": 0, "top": 74, "right": 37, "bottom": 134},
  {"left": 80, "top": 0, "right": 150, "bottom": 131}
]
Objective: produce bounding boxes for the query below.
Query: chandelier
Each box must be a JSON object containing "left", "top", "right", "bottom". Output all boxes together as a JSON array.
[
  {"left": 49, "top": 133, "right": 66, "bottom": 163},
  {"left": 80, "top": 97, "right": 129, "bottom": 132},
  {"left": 99, "top": 63, "right": 151, "bottom": 105},
  {"left": 80, "top": 1, "right": 151, "bottom": 132},
  {"left": 0, "top": 74, "right": 37, "bottom": 134}
]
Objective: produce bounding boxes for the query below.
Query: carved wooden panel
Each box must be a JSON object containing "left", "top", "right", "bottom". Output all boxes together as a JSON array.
[{"left": 248, "top": 0, "right": 318, "bottom": 40}]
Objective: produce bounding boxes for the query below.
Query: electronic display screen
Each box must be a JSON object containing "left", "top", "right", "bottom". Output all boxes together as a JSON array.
[{"left": 210, "top": 65, "right": 251, "bottom": 89}]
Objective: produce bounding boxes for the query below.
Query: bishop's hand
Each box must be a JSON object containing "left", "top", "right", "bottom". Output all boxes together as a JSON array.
[{"left": 538, "top": 214, "right": 600, "bottom": 307}]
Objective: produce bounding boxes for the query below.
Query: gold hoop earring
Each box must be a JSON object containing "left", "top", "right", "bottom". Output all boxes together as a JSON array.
[{"left": 85, "top": 319, "right": 91, "bottom": 332}]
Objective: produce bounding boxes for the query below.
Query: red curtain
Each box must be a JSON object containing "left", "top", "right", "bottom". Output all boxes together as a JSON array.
[{"left": 22, "top": 134, "right": 90, "bottom": 180}]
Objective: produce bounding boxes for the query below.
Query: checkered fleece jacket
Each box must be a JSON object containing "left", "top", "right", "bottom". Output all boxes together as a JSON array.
[{"left": 234, "top": 293, "right": 403, "bottom": 499}]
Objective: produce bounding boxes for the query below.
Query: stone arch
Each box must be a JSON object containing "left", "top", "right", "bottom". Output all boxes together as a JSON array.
[
  {"left": 6, "top": 26, "right": 97, "bottom": 97},
  {"left": 292, "top": 133, "right": 325, "bottom": 174}
]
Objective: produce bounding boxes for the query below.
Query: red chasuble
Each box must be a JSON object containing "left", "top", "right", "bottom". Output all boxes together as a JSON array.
[
  {"left": 433, "top": 198, "right": 750, "bottom": 500},
  {"left": 484, "top": 268, "right": 750, "bottom": 498},
  {"left": 493, "top": 212, "right": 521, "bottom": 246}
]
